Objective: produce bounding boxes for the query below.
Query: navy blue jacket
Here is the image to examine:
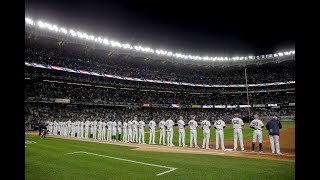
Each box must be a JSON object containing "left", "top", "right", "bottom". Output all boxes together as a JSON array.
[{"left": 266, "top": 118, "right": 282, "bottom": 136}]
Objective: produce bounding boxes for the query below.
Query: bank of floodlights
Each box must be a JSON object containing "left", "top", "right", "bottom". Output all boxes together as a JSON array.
[{"left": 25, "top": 17, "right": 295, "bottom": 62}]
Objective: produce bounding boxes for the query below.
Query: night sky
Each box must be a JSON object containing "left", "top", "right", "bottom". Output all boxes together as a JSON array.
[{"left": 25, "top": 0, "right": 294, "bottom": 56}]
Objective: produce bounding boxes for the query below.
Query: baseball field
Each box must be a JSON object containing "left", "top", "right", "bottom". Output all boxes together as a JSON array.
[{"left": 25, "top": 122, "right": 295, "bottom": 179}]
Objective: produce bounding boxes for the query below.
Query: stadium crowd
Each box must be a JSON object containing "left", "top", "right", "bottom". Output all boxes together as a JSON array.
[{"left": 25, "top": 46, "right": 295, "bottom": 85}]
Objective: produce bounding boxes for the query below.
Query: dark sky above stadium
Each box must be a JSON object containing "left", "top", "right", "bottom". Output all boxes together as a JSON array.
[{"left": 25, "top": 0, "right": 294, "bottom": 56}]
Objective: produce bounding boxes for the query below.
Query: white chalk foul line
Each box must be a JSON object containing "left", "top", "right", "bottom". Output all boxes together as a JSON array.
[{"left": 65, "top": 151, "right": 177, "bottom": 176}]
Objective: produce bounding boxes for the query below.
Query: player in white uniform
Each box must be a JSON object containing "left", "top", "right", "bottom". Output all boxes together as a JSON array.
[
  {"left": 84, "top": 119, "right": 91, "bottom": 139},
  {"left": 250, "top": 114, "right": 264, "bottom": 153},
  {"left": 67, "top": 119, "right": 72, "bottom": 136},
  {"left": 132, "top": 117, "right": 139, "bottom": 143},
  {"left": 97, "top": 119, "right": 102, "bottom": 140},
  {"left": 177, "top": 116, "right": 186, "bottom": 147},
  {"left": 166, "top": 117, "right": 175, "bottom": 146},
  {"left": 80, "top": 120, "right": 85, "bottom": 138},
  {"left": 213, "top": 119, "right": 226, "bottom": 150},
  {"left": 201, "top": 117, "right": 211, "bottom": 149},
  {"left": 92, "top": 119, "right": 98, "bottom": 139},
  {"left": 127, "top": 119, "right": 133, "bottom": 142},
  {"left": 90, "top": 120, "right": 94, "bottom": 138},
  {"left": 148, "top": 118, "right": 157, "bottom": 144},
  {"left": 77, "top": 120, "right": 81, "bottom": 138},
  {"left": 112, "top": 120, "right": 117, "bottom": 141},
  {"left": 158, "top": 119, "right": 166, "bottom": 145},
  {"left": 102, "top": 120, "right": 107, "bottom": 140},
  {"left": 106, "top": 119, "right": 112, "bottom": 141},
  {"left": 122, "top": 120, "right": 128, "bottom": 142},
  {"left": 117, "top": 120, "right": 122, "bottom": 141},
  {"left": 231, "top": 113, "right": 245, "bottom": 151},
  {"left": 70, "top": 121, "right": 75, "bottom": 137},
  {"left": 138, "top": 118, "right": 146, "bottom": 144},
  {"left": 188, "top": 116, "right": 199, "bottom": 148}
]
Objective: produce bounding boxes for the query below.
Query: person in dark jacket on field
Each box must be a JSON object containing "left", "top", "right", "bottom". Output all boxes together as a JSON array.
[{"left": 266, "top": 116, "right": 283, "bottom": 154}]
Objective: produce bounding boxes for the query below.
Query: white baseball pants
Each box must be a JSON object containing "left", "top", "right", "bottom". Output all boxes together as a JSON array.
[
  {"left": 190, "top": 129, "right": 198, "bottom": 147},
  {"left": 107, "top": 129, "right": 112, "bottom": 141},
  {"left": 202, "top": 129, "right": 210, "bottom": 149},
  {"left": 178, "top": 128, "right": 185, "bottom": 146},
  {"left": 128, "top": 128, "right": 133, "bottom": 142},
  {"left": 167, "top": 128, "right": 174, "bottom": 146},
  {"left": 253, "top": 130, "right": 263, "bottom": 143},
  {"left": 123, "top": 129, "right": 128, "bottom": 142},
  {"left": 269, "top": 135, "right": 280, "bottom": 154},
  {"left": 133, "top": 128, "right": 138, "bottom": 142},
  {"left": 215, "top": 129, "right": 225, "bottom": 150},
  {"left": 233, "top": 128, "right": 244, "bottom": 151},
  {"left": 159, "top": 128, "right": 166, "bottom": 145},
  {"left": 138, "top": 129, "right": 145, "bottom": 144},
  {"left": 149, "top": 129, "right": 156, "bottom": 144}
]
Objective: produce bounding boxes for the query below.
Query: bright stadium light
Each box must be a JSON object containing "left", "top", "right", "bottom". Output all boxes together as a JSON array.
[
  {"left": 103, "top": 38, "right": 109, "bottom": 45},
  {"left": 156, "top": 50, "right": 160, "bottom": 54},
  {"left": 274, "top": 54, "right": 278, "bottom": 57},
  {"left": 37, "top": 21, "right": 45, "bottom": 28},
  {"left": 69, "top": 29, "right": 76, "bottom": 36},
  {"left": 278, "top": 52, "right": 283, "bottom": 56},
  {"left": 59, "top": 28, "right": 68, "bottom": 34},
  {"left": 25, "top": 18, "right": 34, "bottom": 25}
]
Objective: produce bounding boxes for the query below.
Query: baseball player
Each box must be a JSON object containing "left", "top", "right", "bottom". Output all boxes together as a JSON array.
[
  {"left": 84, "top": 119, "right": 91, "bottom": 139},
  {"left": 213, "top": 118, "right": 226, "bottom": 150},
  {"left": 123, "top": 120, "right": 128, "bottom": 142},
  {"left": 166, "top": 117, "right": 175, "bottom": 146},
  {"left": 250, "top": 114, "right": 264, "bottom": 153},
  {"left": 138, "top": 118, "right": 146, "bottom": 144},
  {"left": 127, "top": 118, "right": 133, "bottom": 142},
  {"left": 132, "top": 117, "right": 139, "bottom": 143},
  {"left": 77, "top": 120, "right": 81, "bottom": 138},
  {"left": 92, "top": 119, "right": 98, "bottom": 139},
  {"left": 112, "top": 120, "right": 117, "bottom": 141},
  {"left": 67, "top": 119, "right": 72, "bottom": 136},
  {"left": 117, "top": 119, "right": 122, "bottom": 141},
  {"left": 201, "top": 117, "right": 211, "bottom": 149},
  {"left": 188, "top": 115, "right": 199, "bottom": 148},
  {"left": 148, "top": 118, "right": 157, "bottom": 144},
  {"left": 266, "top": 116, "right": 282, "bottom": 154},
  {"left": 102, "top": 120, "right": 106, "bottom": 140},
  {"left": 90, "top": 119, "right": 94, "bottom": 138},
  {"left": 159, "top": 118, "right": 166, "bottom": 145},
  {"left": 231, "top": 113, "right": 245, "bottom": 151},
  {"left": 107, "top": 119, "right": 112, "bottom": 141},
  {"left": 177, "top": 116, "right": 186, "bottom": 147},
  {"left": 97, "top": 119, "right": 102, "bottom": 140},
  {"left": 70, "top": 121, "right": 75, "bottom": 137},
  {"left": 80, "top": 119, "right": 85, "bottom": 138}
]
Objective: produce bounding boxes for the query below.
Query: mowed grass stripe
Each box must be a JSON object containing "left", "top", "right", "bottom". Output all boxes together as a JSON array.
[{"left": 26, "top": 136, "right": 294, "bottom": 180}]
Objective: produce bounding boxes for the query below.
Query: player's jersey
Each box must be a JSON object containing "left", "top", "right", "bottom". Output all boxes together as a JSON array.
[
  {"left": 188, "top": 120, "right": 198, "bottom": 130},
  {"left": 128, "top": 121, "right": 133, "bottom": 129},
  {"left": 80, "top": 121, "right": 84, "bottom": 128},
  {"left": 93, "top": 121, "right": 98, "bottom": 128},
  {"left": 166, "top": 119, "right": 175, "bottom": 128},
  {"left": 123, "top": 122, "right": 128, "bottom": 129},
  {"left": 148, "top": 120, "right": 156, "bottom": 130},
  {"left": 107, "top": 121, "right": 112, "bottom": 129},
  {"left": 111, "top": 122, "right": 117, "bottom": 130},
  {"left": 214, "top": 120, "right": 226, "bottom": 130},
  {"left": 201, "top": 120, "right": 211, "bottom": 130},
  {"left": 139, "top": 121, "right": 145, "bottom": 129},
  {"left": 132, "top": 120, "right": 138, "bottom": 129},
  {"left": 117, "top": 121, "right": 122, "bottom": 130},
  {"left": 231, "top": 118, "right": 244, "bottom": 129},
  {"left": 177, "top": 120, "right": 185, "bottom": 129},
  {"left": 250, "top": 119, "right": 264, "bottom": 130},
  {"left": 102, "top": 122, "right": 106, "bottom": 129},
  {"left": 85, "top": 120, "right": 90, "bottom": 127},
  {"left": 159, "top": 120, "right": 166, "bottom": 129},
  {"left": 97, "top": 121, "right": 102, "bottom": 128}
]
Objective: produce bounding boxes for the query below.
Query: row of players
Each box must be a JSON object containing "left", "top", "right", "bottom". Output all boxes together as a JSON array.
[{"left": 45, "top": 114, "right": 282, "bottom": 154}]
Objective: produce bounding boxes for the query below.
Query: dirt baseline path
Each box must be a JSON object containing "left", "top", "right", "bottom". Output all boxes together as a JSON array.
[{"left": 26, "top": 133, "right": 295, "bottom": 162}]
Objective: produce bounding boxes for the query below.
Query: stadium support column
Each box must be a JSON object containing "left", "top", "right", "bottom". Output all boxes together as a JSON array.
[{"left": 245, "top": 68, "right": 251, "bottom": 123}]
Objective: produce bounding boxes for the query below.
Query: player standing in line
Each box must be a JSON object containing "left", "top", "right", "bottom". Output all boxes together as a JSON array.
[
  {"left": 127, "top": 118, "right": 133, "bottom": 143},
  {"left": 188, "top": 115, "right": 199, "bottom": 148},
  {"left": 231, "top": 113, "right": 245, "bottom": 151},
  {"left": 266, "top": 116, "right": 282, "bottom": 154},
  {"left": 77, "top": 120, "right": 81, "bottom": 138},
  {"left": 112, "top": 119, "right": 117, "bottom": 141},
  {"left": 117, "top": 119, "right": 122, "bottom": 141},
  {"left": 92, "top": 119, "right": 98, "bottom": 139},
  {"left": 90, "top": 119, "right": 94, "bottom": 138},
  {"left": 166, "top": 117, "right": 175, "bottom": 146},
  {"left": 132, "top": 117, "right": 139, "bottom": 143},
  {"left": 177, "top": 116, "right": 186, "bottom": 147},
  {"left": 213, "top": 118, "right": 226, "bottom": 150},
  {"left": 84, "top": 118, "right": 91, "bottom": 139},
  {"left": 97, "top": 119, "right": 102, "bottom": 140},
  {"left": 159, "top": 118, "right": 166, "bottom": 145},
  {"left": 122, "top": 120, "right": 128, "bottom": 142},
  {"left": 106, "top": 119, "right": 112, "bottom": 141},
  {"left": 70, "top": 121, "right": 74, "bottom": 137},
  {"left": 201, "top": 117, "right": 211, "bottom": 149},
  {"left": 80, "top": 119, "right": 85, "bottom": 138},
  {"left": 250, "top": 114, "right": 264, "bottom": 153},
  {"left": 66, "top": 119, "right": 71, "bottom": 137},
  {"left": 102, "top": 119, "right": 107, "bottom": 140},
  {"left": 138, "top": 118, "right": 146, "bottom": 144},
  {"left": 148, "top": 118, "right": 157, "bottom": 144}
]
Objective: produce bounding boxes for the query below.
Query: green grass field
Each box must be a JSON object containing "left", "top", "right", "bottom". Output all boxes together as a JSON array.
[{"left": 25, "top": 122, "right": 295, "bottom": 179}]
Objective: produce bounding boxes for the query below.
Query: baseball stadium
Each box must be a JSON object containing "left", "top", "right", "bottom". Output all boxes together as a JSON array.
[{"left": 25, "top": 1, "right": 295, "bottom": 179}]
